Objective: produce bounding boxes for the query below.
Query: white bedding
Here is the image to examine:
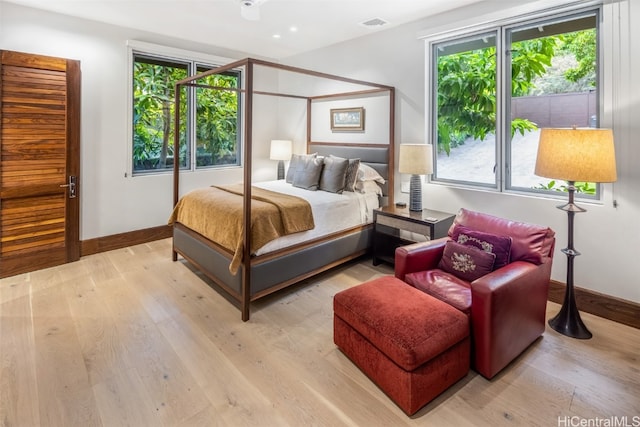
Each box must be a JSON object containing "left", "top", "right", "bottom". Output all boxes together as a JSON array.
[{"left": 253, "top": 180, "right": 380, "bottom": 255}]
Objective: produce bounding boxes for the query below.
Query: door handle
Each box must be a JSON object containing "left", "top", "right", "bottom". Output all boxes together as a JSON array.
[{"left": 59, "top": 176, "right": 77, "bottom": 198}]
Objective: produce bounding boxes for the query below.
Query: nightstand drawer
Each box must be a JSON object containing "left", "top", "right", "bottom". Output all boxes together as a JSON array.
[{"left": 376, "top": 214, "right": 431, "bottom": 236}]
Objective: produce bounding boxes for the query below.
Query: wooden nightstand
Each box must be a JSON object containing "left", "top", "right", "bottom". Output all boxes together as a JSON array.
[{"left": 372, "top": 206, "right": 456, "bottom": 266}]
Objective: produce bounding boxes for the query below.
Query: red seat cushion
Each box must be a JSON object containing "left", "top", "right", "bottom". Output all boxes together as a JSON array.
[
  {"left": 333, "top": 276, "right": 469, "bottom": 371},
  {"left": 404, "top": 269, "right": 472, "bottom": 314}
]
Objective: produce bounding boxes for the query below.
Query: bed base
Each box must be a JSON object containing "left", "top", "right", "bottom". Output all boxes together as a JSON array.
[{"left": 172, "top": 222, "right": 373, "bottom": 318}]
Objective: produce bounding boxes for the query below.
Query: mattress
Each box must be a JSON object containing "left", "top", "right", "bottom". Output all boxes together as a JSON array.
[{"left": 253, "top": 180, "right": 380, "bottom": 256}]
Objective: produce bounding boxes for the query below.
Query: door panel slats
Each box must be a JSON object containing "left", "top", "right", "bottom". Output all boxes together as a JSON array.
[{"left": 1, "top": 50, "right": 80, "bottom": 278}]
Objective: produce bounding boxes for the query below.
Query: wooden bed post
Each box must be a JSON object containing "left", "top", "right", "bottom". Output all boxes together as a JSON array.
[
  {"left": 388, "top": 87, "right": 395, "bottom": 207},
  {"left": 306, "top": 98, "right": 312, "bottom": 151},
  {"left": 241, "top": 59, "right": 254, "bottom": 322},
  {"left": 172, "top": 81, "right": 182, "bottom": 261}
]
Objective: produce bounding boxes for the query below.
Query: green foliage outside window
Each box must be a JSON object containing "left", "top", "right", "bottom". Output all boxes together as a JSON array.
[
  {"left": 560, "top": 30, "right": 596, "bottom": 85},
  {"left": 436, "top": 38, "right": 556, "bottom": 155},
  {"left": 195, "top": 72, "right": 239, "bottom": 166},
  {"left": 133, "top": 60, "right": 187, "bottom": 171},
  {"left": 534, "top": 180, "right": 596, "bottom": 195},
  {"left": 132, "top": 56, "right": 239, "bottom": 172},
  {"left": 436, "top": 29, "right": 596, "bottom": 156}
]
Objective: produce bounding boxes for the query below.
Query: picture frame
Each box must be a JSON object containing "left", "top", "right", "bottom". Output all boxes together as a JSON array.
[{"left": 330, "top": 107, "right": 365, "bottom": 132}]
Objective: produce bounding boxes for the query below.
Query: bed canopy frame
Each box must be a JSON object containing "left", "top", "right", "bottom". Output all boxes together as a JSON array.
[{"left": 172, "top": 57, "right": 395, "bottom": 321}]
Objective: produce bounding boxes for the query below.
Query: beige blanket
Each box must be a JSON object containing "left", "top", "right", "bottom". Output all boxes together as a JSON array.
[{"left": 168, "top": 184, "right": 315, "bottom": 274}]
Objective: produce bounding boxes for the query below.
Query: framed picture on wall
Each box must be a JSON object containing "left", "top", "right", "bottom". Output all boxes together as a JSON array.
[{"left": 330, "top": 107, "right": 365, "bottom": 132}]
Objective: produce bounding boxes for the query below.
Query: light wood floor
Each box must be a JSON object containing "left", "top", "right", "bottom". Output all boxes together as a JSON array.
[{"left": 1, "top": 238, "right": 639, "bottom": 427}]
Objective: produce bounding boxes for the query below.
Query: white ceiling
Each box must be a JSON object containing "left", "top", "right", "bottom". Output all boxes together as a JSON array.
[{"left": 3, "top": 0, "right": 485, "bottom": 59}]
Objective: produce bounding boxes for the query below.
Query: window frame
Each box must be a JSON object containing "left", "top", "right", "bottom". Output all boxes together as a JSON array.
[
  {"left": 429, "top": 29, "right": 502, "bottom": 190},
  {"left": 424, "top": 5, "right": 603, "bottom": 201},
  {"left": 126, "top": 41, "right": 241, "bottom": 177}
]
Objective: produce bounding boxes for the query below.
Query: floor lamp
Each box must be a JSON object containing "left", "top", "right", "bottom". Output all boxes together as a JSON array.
[
  {"left": 399, "top": 144, "right": 433, "bottom": 212},
  {"left": 534, "top": 127, "right": 617, "bottom": 339},
  {"left": 270, "top": 139, "right": 292, "bottom": 180}
]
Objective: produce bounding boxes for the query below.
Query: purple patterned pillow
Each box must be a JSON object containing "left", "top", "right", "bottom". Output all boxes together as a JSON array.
[
  {"left": 450, "top": 225, "right": 512, "bottom": 269},
  {"left": 438, "top": 241, "right": 496, "bottom": 282}
]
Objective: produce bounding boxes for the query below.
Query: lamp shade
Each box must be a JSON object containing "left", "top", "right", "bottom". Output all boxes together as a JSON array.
[
  {"left": 535, "top": 128, "right": 617, "bottom": 183},
  {"left": 269, "top": 140, "right": 292, "bottom": 161},
  {"left": 398, "top": 144, "right": 433, "bottom": 175}
]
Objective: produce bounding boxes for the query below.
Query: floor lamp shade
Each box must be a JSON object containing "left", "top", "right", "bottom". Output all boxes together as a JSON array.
[
  {"left": 399, "top": 144, "right": 433, "bottom": 211},
  {"left": 535, "top": 128, "right": 617, "bottom": 183},
  {"left": 534, "top": 127, "right": 617, "bottom": 339},
  {"left": 270, "top": 140, "right": 292, "bottom": 180}
]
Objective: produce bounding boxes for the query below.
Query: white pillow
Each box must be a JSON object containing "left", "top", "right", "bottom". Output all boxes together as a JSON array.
[
  {"left": 355, "top": 180, "right": 383, "bottom": 196},
  {"left": 358, "top": 163, "right": 386, "bottom": 184}
]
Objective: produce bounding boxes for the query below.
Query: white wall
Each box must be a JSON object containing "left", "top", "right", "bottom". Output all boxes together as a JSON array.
[
  {"left": 285, "top": 0, "right": 640, "bottom": 304},
  {"left": 0, "top": 2, "right": 283, "bottom": 239},
  {"left": 310, "top": 96, "right": 390, "bottom": 144},
  {"left": 276, "top": 95, "right": 394, "bottom": 157}
]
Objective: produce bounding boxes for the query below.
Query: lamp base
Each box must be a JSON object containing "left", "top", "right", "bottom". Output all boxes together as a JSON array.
[
  {"left": 277, "top": 160, "right": 285, "bottom": 180},
  {"left": 409, "top": 174, "right": 422, "bottom": 211},
  {"left": 548, "top": 297, "right": 592, "bottom": 339}
]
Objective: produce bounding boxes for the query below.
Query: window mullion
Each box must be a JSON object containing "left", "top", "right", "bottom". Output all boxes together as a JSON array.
[
  {"left": 188, "top": 62, "right": 196, "bottom": 171},
  {"left": 499, "top": 26, "right": 511, "bottom": 192}
]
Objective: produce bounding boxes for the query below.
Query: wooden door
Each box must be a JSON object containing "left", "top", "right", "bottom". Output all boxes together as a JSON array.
[{"left": 0, "top": 50, "right": 80, "bottom": 278}]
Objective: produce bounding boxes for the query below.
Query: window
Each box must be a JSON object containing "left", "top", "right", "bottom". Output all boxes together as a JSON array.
[
  {"left": 429, "top": 9, "right": 600, "bottom": 197},
  {"left": 132, "top": 53, "right": 240, "bottom": 174},
  {"left": 194, "top": 66, "right": 240, "bottom": 168}
]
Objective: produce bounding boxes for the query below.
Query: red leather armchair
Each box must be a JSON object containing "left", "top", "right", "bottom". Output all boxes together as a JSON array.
[{"left": 395, "top": 209, "right": 556, "bottom": 379}]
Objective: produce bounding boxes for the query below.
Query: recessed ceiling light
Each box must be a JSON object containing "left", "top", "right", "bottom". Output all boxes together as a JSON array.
[
  {"left": 272, "top": 34, "right": 281, "bottom": 39},
  {"left": 289, "top": 26, "right": 298, "bottom": 32}
]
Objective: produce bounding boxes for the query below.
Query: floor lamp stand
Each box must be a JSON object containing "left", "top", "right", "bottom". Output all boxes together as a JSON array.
[{"left": 548, "top": 181, "right": 592, "bottom": 339}]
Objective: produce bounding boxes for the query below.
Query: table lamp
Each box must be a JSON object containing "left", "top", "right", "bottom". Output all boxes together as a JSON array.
[
  {"left": 399, "top": 144, "right": 433, "bottom": 211},
  {"left": 270, "top": 139, "right": 292, "bottom": 180},
  {"left": 534, "top": 127, "right": 617, "bottom": 339}
]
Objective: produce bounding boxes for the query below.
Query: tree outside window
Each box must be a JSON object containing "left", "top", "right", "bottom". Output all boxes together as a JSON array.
[
  {"left": 132, "top": 54, "right": 240, "bottom": 174},
  {"left": 195, "top": 68, "right": 240, "bottom": 167}
]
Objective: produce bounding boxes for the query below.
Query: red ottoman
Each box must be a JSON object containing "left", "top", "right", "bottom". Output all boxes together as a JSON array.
[{"left": 333, "top": 276, "right": 470, "bottom": 415}]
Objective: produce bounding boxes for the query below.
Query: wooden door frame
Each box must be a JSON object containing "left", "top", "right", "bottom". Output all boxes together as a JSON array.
[{"left": 65, "top": 59, "right": 81, "bottom": 263}]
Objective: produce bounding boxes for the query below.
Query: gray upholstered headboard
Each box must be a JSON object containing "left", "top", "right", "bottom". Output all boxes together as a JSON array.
[{"left": 308, "top": 143, "right": 390, "bottom": 198}]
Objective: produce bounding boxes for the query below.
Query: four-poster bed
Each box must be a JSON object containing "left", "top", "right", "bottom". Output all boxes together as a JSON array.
[{"left": 170, "top": 58, "right": 395, "bottom": 321}]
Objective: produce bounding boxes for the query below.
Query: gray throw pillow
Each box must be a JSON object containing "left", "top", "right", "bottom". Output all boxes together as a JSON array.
[
  {"left": 286, "top": 153, "right": 316, "bottom": 183},
  {"left": 320, "top": 155, "right": 349, "bottom": 193},
  {"left": 292, "top": 156, "right": 324, "bottom": 190}
]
